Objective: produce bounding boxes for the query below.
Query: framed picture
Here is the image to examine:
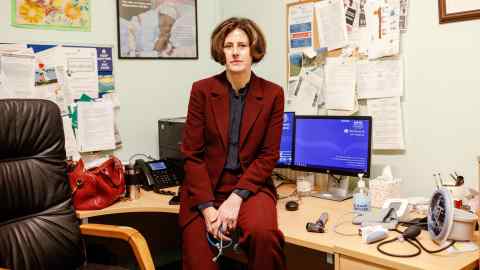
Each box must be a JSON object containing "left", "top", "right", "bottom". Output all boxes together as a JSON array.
[
  {"left": 116, "top": 0, "right": 198, "bottom": 59},
  {"left": 438, "top": 0, "right": 480, "bottom": 24},
  {"left": 12, "top": 0, "right": 91, "bottom": 31}
]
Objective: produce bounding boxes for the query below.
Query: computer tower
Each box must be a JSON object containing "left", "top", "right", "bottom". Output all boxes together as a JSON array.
[
  {"left": 158, "top": 117, "right": 185, "bottom": 160},
  {"left": 158, "top": 117, "right": 186, "bottom": 182}
]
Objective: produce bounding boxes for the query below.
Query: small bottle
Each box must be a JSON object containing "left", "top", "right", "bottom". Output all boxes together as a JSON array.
[{"left": 353, "top": 173, "right": 370, "bottom": 213}]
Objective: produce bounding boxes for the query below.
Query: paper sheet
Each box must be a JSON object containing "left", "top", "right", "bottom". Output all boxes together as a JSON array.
[
  {"left": 315, "top": 0, "right": 348, "bottom": 51},
  {"left": 34, "top": 47, "right": 69, "bottom": 113},
  {"left": 77, "top": 100, "right": 116, "bottom": 152},
  {"left": 345, "top": 0, "right": 362, "bottom": 47},
  {"left": 1, "top": 50, "right": 35, "bottom": 98},
  {"left": 324, "top": 58, "right": 356, "bottom": 110},
  {"left": 59, "top": 47, "right": 99, "bottom": 100},
  {"left": 102, "top": 92, "right": 123, "bottom": 148},
  {"left": 400, "top": 0, "right": 409, "bottom": 32},
  {"left": 62, "top": 115, "right": 81, "bottom": 161},
  {"left": 357, "top": 58, "right": 403, "bottom": 99},
  {"left": 302, "top": 47, "right": 327, "bottom": 71},
  {"left": 365, "top": 0, "right": 400, "bottom": 59},
  {"left": 357, "top": 0, "right": 370, "bottom": 55},
  {"left": 0, "top": 71, "right": 14, "bottom": 98},
  {"left": 286, "top": 68, "right": 325, "bottom": 115},
  {"left": 288, "top": 2, "right": 314, "bottom": 51},
  {"left": 289, "top": 52, "right": 303, "bottom": 79},
  {"left": 367, "top": 97, "right": 405, "bottom": 150}
]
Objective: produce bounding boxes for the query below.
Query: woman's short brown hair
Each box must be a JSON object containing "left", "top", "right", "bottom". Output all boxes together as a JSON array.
[{"left": 210, "top": 17, "right": 266, "bottom": 65}]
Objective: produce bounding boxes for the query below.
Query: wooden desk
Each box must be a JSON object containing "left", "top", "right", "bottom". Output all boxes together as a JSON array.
[
  {"left": 77, "top": 187, "right": 179, "bottom": 219},
  {"left": 77, "top": 187, "right": 479, "bottom": 270}
]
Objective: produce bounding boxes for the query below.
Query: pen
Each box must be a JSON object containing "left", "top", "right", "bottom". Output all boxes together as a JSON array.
[
  {"left": 456, "top": 175, "right": 464, "bottom": 186},
  {"left": 433, "top": 174, "right": 440, "bottom": 189},
  {"left": 438, "top": 173, "right": 445, "bottom": 186},
  {"left": 383, "top": 207, "right": 396, "bottom": 222}
]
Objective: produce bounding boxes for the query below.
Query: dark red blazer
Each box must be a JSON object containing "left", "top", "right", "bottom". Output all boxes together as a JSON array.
[{"left": 179, "top": 71, "right": 284, "bottom": 228}]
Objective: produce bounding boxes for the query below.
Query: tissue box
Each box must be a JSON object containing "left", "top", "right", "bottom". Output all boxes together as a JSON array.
[{"left": 369, "top": 178, "right": 402, "bottom": 208}]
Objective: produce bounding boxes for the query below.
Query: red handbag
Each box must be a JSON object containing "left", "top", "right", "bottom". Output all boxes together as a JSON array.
[{"left": 68, "top": 156, "right": 125, "bottom": 210}]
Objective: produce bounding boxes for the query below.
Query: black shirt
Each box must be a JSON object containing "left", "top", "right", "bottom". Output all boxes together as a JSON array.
[{"left": 224, "top": 82, "right": 250, "bottom": 170}]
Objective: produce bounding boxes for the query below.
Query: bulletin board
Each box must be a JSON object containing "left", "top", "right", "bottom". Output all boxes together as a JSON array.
[
  {"left": 0, "top": 42, "right": 120, "bottom": 159},
  {"left": 285, "top": 0, "right": 343, "bottom": 84},
  {"left": 284, "top": 0, "right": 407, "bottom": 151}
]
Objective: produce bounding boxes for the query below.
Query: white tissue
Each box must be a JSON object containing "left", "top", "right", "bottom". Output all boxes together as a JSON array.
[
  {"left": 381, "top": 165, "right": 393, "bottom": 181},
  {"left": 370, "top": 165, "right": 402, "bottom": 208}
]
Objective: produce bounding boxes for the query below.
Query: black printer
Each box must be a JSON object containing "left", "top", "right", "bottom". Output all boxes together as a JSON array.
[{"left": 158, "top": 117, "right": 186, "bottom": 181}]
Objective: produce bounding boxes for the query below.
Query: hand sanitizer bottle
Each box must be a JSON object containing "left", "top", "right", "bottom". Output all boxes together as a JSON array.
[{"left": 353, "top": 173, "right": 370, "bottom": 213}]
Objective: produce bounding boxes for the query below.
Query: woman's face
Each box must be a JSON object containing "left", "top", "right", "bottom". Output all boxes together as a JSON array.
[{"left": 223, "top": 28, "right": 252, "bottom": 75}]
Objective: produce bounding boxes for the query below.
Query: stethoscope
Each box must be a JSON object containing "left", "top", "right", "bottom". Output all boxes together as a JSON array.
[
  {"left": 206, "top": 226, "right": 232, "bottom": 262},
  {"left": 206, "top": 226, "right": 241, "bottom": 262}
]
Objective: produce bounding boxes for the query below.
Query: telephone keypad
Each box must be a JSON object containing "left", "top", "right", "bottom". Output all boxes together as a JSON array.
[{"left": 152, "top": 172, "right": 176, "bottom": 185}]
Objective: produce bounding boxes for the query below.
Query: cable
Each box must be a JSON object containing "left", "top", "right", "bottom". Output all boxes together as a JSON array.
[
  {"left": 329, "top": 173, "right": 343, "bottom": 182},
  {"left": 128, "top": 153, "right": 156, "bottom": 165},
  {"left": 272, "top": 172, "right": 288, "bottom": 181},
  {"left": 333, "top": 212, "right": 359, "bottom": 236},
  {"left": 377, "top": 236, "right": 422, "bottom": 258},
  {"left": 413, "top": 238, "right": 455, "bottom": 254},
  {"left": 376, "top": 226, "right": 456, "bottom": 258},
  {"left": 277, "top": 189, "right": 298, "bottom": 200}
]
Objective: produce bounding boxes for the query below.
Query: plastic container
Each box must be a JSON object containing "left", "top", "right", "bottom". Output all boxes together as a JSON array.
[
  {"left": 297, "top": 173, "right": 314, "bottom": 197},
  {"left": 450, "top": 209, "right": 478, "bottom": 242},
  {"left": 353, "top": 174, "right": 371, "bottom": 213}
]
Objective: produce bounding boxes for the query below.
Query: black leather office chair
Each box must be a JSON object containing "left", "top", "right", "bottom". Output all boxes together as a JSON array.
[{"left": 0, "top": 99, "right": 155, "bottom": 270}]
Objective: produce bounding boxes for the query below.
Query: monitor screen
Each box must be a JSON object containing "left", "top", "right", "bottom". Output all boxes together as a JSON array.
[
  {"left": 293, "top": 116, "right": 372, "bottom": 177},
  {"left": 277, "top": 112, "right": 295, "bottom": 167}
]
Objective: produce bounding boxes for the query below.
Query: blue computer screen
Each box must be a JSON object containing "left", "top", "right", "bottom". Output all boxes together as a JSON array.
[
  {"left": 293, "top": 116, "right": 372, "bottom": 176},
  {"left": 277, "top": 112, "right": 295, "bottom": 167}
]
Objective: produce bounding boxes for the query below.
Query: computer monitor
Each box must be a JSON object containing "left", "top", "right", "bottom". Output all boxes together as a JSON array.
[
  {"left": 293, "top": 115, "right": 372, "bottom": 177},
  {"left": 277, "top": 112, "right": 295, "bottom": 167}
]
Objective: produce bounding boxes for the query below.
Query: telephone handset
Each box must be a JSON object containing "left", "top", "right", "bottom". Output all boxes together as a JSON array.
[{"left": 134, "top": 159, "right": 179, "bottom": 191}]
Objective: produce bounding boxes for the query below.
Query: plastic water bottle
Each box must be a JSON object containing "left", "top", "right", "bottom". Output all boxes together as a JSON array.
[{"left": 353, "top": 173, "right": 371, "bottom": 213}]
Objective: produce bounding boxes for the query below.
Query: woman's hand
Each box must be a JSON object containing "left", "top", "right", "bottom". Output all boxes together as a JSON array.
[
  {"left": 216, "top": 193, "right": 243, "bottom": 237},
  {"left": 201, "top": 206, "right": 219, "bottom": 236}
]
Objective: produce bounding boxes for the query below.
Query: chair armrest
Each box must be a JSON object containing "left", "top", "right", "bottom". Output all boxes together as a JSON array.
[{"left": 80, "top": 223, "right": 155, "bottom": 270}]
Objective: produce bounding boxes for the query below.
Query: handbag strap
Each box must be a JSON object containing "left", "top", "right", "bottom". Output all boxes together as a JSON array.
[{"left": 91, "top": 156, "right": 124, "bottom": 186}]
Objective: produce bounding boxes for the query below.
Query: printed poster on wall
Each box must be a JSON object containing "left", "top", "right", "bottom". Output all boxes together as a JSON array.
[
  {"left": 96, "top": 47, "right": 114, "bottom": 94},
  {"left": 11, "top": 0, "right": 91, "bottom": 31}
]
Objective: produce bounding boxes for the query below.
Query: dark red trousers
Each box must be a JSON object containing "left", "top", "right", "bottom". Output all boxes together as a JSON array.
[{"left": 182, "top": 171, "right": 286, "bottom": 270}]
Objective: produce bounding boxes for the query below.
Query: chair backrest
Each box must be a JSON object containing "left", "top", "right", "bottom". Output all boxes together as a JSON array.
[{"left": 0, "top": 99, "right": 83, "bottom": 270}]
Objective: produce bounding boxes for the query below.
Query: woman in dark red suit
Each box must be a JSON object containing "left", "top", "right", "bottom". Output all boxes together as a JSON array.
[{"left": 180, "top": 17, "right": 286, "bottom": 270}]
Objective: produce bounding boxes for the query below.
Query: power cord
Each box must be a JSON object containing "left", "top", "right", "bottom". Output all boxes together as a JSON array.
[
  {"left": 377, "top": 225, "right": 456, "bottom": 258},
  {"left": 333, "top": 212, "right": 359, "bottom": 237},
  {"left": 128, "top": 153, "right": 156, "bottom": 165}
]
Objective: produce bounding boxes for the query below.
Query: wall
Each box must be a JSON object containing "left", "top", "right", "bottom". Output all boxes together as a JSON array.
[
  {"left": 220, "top": 0, "right": 480, "bottom": 196},
  {"left": 3, "top": 1, "right": 479, "bottom": 197},
  {"left": 1, "top": 0, "right": 222, "bottom": 161}
]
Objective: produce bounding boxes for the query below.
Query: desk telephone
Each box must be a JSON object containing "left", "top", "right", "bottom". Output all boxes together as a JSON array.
[{"left": 134, "top": 159, "right": 180, "bottom": 191}]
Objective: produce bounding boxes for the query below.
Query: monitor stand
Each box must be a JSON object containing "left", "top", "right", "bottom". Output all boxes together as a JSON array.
[{"left": 311, "top": 174, "right": 354, "bottom": 201}]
